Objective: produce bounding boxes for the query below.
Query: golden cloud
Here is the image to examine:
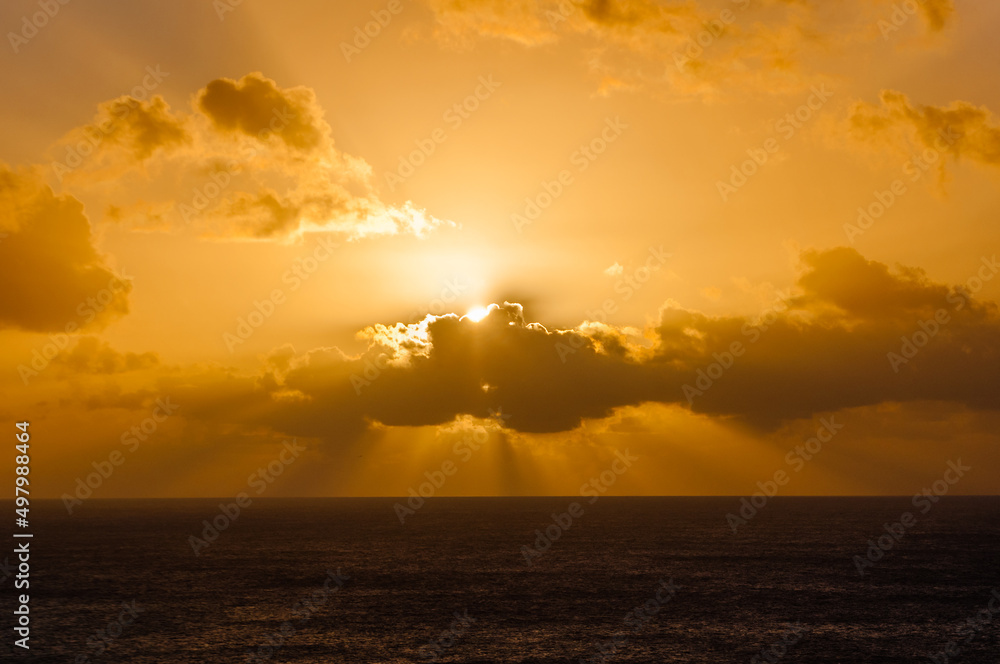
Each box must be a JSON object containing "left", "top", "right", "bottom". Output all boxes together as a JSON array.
[
  {"left": 918, "top": 0, "right": 955, "bottom": 31},
  {"left": 62, "top": 247, "right": 1000, "bottom": 445},
  {"left": 48, "top": 73, "right": 453, "bottom": 241},
  {"left": 51, "top": 336, "right": 160, "bottom": 375},
  {"left": 0, "top": 166, "right": 131, "bottom": 332},
  {"left": 198, "top": 73, "right": 326, "bottom": 152},
  {"left": 423, "top": 0, "right": 958, "bottom": 97},
  {"left": 848, "top": 90, "right": 1000, "bottom": 171}
]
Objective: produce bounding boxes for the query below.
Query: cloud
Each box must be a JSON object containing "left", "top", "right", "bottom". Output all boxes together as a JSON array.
[
  {"left": 700, "top": 286, "right": 722, "bottom": 301},
  {"left": 0, "top": 166, "right": 131, "bottom": 332},
  {"left": 847, "top": 90, "right": 1000, "bottom": 171},
  {"left": 421, "top": 0, "right": 958, "bottom": 97},
  {"left": 426, "top": 0, "right": 697, "bottom": 46},
  {"left": 918, "top": 0, "right": 955, "bottom": 32},
  {"left": 49, "top": 73, "right": 453, "bottom": 241},
  {"left": 197, "top": 73, "right": 326, "bottom": 151},
  {"left": 51, "top": 96, "right": 189, "bottom": 183},
  {"left": 650, "top": 248, "right": 1000, "bottom": 426},
  {"left": 99, "top": 96, "right": 189, "bottom": 160},
  {"left": 426, "top": 0, "right": 569, "bottom": 46},
  {"left": 792, "top": 246, "right": 954, "bottom": 319},
  {"left": 75, "top": 247, "right": 1000, "bottom": 446},
  {"left": 51, "top": 336, "right": 160, "bottom": 375},
  {"left": 426, "top": 0, "right": 747, "bottom": 95}
]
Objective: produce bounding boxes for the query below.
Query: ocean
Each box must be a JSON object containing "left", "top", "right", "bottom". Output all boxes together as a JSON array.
[{"left": 8, "top": 497, "right": 1000, "bottom": 663}]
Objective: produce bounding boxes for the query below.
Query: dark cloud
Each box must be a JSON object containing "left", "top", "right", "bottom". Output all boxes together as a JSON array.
[
  {"left": 0, "top": 167, "right": 131, "bottom": 332},
  {"left": 919, "top": 0, "right": 955, "bottom": 31},
  {"left": 103, "top": 248, "right": 1000, "bottom": 446},
  {"left": 198, "top": 72, "right": 326, "bottom": 151},
  {"left": 105, "top": 96, "right": 189, "bottom": 160},
  {"left": 793, "top": 247, "right": 951, "bottom": 319}
]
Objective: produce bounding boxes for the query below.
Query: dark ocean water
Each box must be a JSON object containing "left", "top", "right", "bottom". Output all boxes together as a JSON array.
[{"left": 6, "top": 497, "right": 1000, "bottom": 663}]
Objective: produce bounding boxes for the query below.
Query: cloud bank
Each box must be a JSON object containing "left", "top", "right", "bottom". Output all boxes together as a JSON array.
[
  {"left": 70, "top": 247, "right": 1000, "bottom": 445},
  {"left": 423, "top": 0, "right": 957, "bottom": 96}
]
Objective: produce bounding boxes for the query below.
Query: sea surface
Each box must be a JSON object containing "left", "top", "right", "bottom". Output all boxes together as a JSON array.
[{"left": 7, "top": 497, "right": 1000, "bottom": 663}]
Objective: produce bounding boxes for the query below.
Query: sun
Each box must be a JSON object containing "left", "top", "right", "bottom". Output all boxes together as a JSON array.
[{"left": 465, "top": 305, "right": 490, "bottom": 322}]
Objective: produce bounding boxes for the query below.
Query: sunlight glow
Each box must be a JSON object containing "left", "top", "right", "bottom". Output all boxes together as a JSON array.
[{"left": 465, "top": 306, "right": 490, "bottom": 322}]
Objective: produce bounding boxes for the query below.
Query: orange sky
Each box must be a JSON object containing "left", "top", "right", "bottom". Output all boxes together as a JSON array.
[{"left": 2, "top": 0, "right": 999, "bottom": 499}]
